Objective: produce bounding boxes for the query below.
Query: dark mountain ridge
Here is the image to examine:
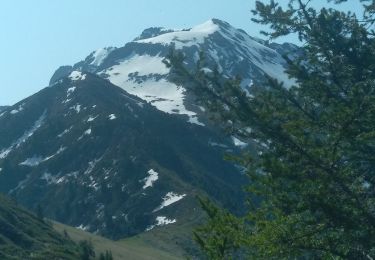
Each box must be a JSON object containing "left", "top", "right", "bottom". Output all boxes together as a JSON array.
[{"left": 0, "top": 72, "right": 245, "bottom": 242}]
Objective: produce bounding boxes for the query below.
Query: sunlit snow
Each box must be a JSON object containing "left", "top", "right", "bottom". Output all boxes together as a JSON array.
[
  {"left": 0, "top": 111, "right": 6, "bottom": 118},
  {"left": 84, "top": 128, "right": 92, "bottom": 135},
  {"left": 20, "top": 146, "right": 66, "bottom": 166},
  {"left": 108, "top": 114, "right": 116, "bottom": 120},
  {"left": 142, "top": 169, "right": 159, "bottom": 189},
  {"left": 146, "top": 216, "right": 177, "bottom": 231},
  {"left": 77, "top": 128, "right": 92, "bottom": 141},
  {"left": 69, "top": 71, "right": 86, "bottom": 81},
  {"left": 153, "top": 192, "right": 186, "bottom": 212},
  {"left": 135, "top": 19, "right": 219, "bottom": 48},
  {"left": 70, "top": 104, "right": 81, "bottom": 113},
  {"left": 19, "top": 156, "right": 43, "bottom": 167},
  {"left": 102, "top": 55, "right": 204, "bottom": 126},
  {"left": 87, "top": 115, "right": 98, "bottom": 122},
  {"left": 10, "top": 104, "right": 25, "bottom": 114},
  {"left": 58, "top": 126, "right": 73, "bottom": 138},
  {"left": 231, "top": 136, "right": 248, "bottom": 148},
  {"left": 90, "top": 47, "right": 115, "bottom": 66},
  {"left": 67, "top": 87, "right": 76, "bottom": 97}
]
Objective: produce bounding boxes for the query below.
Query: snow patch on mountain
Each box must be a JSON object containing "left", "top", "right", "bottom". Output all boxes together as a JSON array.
[
  {"left": 102, "top": 55, "right": 194, "bottom": 116},
  {"left": 146, "top": 216, "right": 176, "bottom": 231},
  {"left": 0, "top": 111, "right": 6, "bottom": 118},
  {"left": 156, "top": 216, "right": 176, "bottom": 225},
  {"left": 105, "top": 63, "right": 202, "bottom": 123},
  {"left": 90, "top": 47, "right": 115, "bottom": 66},
  {"left": 188, "top": 116, "right": 205, "bottom": 126},
  {"left": 84, "top": 128, "right": 92, "bottom": 135},
  {"left": 58, "top": 126, "right": 73, "bottom": 138},
  {"left": 108, "top": 114, "right": 116, "bottom": 120},
  {"left": 67, "top": 87, "right": 76, "bottom": 97},
  {"left": 70, "top": 104, "right": 81, "bottom": 113},
  {"left": 87, "top": 115, "right": 98, "bottom": 122},
  {"left": 78, "top": 128, "right": 92, "bottom": 141},
  {"left": 103, "top": 54, "right": 169, "bottom": 77},
  {"left": 62, "top": 98, "right": 72, "bottom": 104},
  {"left": 20, "top": 146, "right": 66, "bottom": 167},
  {"left": 56, "top": 171, "right": 78, "bottom": 184},
  {"left": 231, "top": 136, "right": 247, "bottom": 148},
  {"left": 69, "top": 71, "right": 86, "bottom": 81},
  {"left": 135, "top": 19, "right": 294, "bottom": 87},
  {"left": 120, "top": 79, "right": 189, "bottom": 115},
  {"left": 20, "top": 156, "right": 43, "bottom": 167},
  {"left": 43, "top": 146, "right": 66, "bottom": 161},
  {"left": 0, "top": 111, "right": 46, "bottom": 159},
  {"left": 215, "top": 21, "right": 295, "bottom": 87},
  {"left": 10, "top": 103, "right": 25, "bottom": 114},
  {"left": 153, "top": 192, "right": 186, "bottom": 212},
  {"left": 136, "top": 19, "right": 219, "bottom": 48},
  {"left": 142, "top": 169, "right": 159, "bottom": 189},
  {"left": 76, "top": 224, "right": 90, "bottom": 231}
]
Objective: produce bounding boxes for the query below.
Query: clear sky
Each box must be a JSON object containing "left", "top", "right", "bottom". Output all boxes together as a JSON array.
[{"left": 0, "top": 0, "right": 364, "bottom": 105}]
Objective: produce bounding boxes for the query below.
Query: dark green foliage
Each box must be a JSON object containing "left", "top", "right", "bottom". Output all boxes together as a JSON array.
[
  {"left": 167, "top": 0, "right": 375, "bottom": 259},
  {"left": 193, "top": 197, "right": 244, "bottom": 260},
  {"left": 0, "top": 193, "right": 81, "bottom": 259},
  {"left": 79, "top": 239, "right": 96, "bottom": 260},
  {"left": 99, "top": 250, "right": 114, "bottom": 260},
  {"left": 36, "top": 203, "right": 43, "bottom": 221},
  {"left": 64, "top": 229, "right": 70, "bottom": 238}
]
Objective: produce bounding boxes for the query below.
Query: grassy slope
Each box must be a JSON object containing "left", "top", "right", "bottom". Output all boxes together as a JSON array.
[
  {"left": 0, "top": 194, "right": 80, "bottom": 260},
  {"left": 122, "top": 210, "right": 206, "bottom": 258},
  {"left": 53, "top": 196, "right": 208, "bottom": 259},
  {"left": 53, "top": 221, "right": 183, "bottom": 260}
]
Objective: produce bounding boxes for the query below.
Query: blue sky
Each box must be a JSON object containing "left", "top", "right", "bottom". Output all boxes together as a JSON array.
[{"left": 0, "top": 0, "right": 364, "bottom": 105}]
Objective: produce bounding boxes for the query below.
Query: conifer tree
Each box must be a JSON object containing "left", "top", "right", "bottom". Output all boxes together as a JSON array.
[
  {"left": 79, "top": 240, "right": 95, "bottom": 260},
  {"left": 166, "top": 0, "right": 375, "bottom": 258},
  {"left": 36, "top": 204, "right": 44, "bottom": 221}
]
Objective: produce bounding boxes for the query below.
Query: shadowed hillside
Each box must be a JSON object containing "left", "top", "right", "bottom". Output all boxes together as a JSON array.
[{"left": 0, "top": 194, "right": 81, "bottom": 259}]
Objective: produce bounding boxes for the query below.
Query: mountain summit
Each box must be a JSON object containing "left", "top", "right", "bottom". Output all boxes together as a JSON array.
[{"left": 51, "top": 19, "right": 298, "bottom": 126}]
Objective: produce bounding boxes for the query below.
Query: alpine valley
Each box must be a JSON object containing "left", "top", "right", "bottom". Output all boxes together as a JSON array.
[{"left": 0, "top": 19, "right": 297, "bottom": 257}]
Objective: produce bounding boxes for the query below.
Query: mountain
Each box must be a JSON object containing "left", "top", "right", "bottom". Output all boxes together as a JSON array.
[
  {"left": 0, "top": 71, "right": 245, "bottom": 254},
  {"left": 0, "top": 18, "right": 299, "bottom": 256},
  {"left": 0, "top": 194, "right": 80, "bottom": 259},
  {"left": 50, "top": 18, "right": 298, "bottom": 126}
]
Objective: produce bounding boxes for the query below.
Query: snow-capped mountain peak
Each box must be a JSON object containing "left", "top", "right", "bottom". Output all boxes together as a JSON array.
[
  {"left": 50, "top": 19, "right": 298, "bottom": 127},
  {"left": 135, "top": 19, "right": 220, "bottom": 48}
]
